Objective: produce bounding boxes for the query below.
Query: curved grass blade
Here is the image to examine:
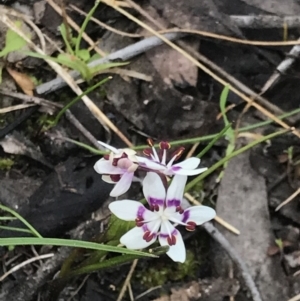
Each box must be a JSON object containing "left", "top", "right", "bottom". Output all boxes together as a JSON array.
[
  {"left": 0, "top": 204, "right": 42, "bottom": 238},
  {"left": 0, "top": 237, "right": 157, "bottom": 257}
]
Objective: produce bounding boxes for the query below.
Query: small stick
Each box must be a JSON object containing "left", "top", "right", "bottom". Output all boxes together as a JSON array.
[
  {"left": 0, "top": 253, "right": 54, "bottom": 282},
  {"left": 275, "top": 187, "right": 300, "bottom": 211},
  {"left": 260, "top": 41, "right": 300, "bottom": 94},
  {"left": 203, "top": 222, "right": 263, "bottom": 301},
  {"left": 64, "top": 110, "right": 103, "bottom": 149},
  {"left": 0, "top": 103, "right": 36, "bottom": 113},
  {"left": 116, "top": 259, "right": 138, "bottom": 301},
  {"left": 0, "top": 88, "right": 61, "bottom": 112},
  {"left": 0, "top": 13, "right": 133, "bottom": 146},
  {"left": 66, "top": 274, "right": 89, "bottom": 301},
  {"left": 0, "top": 89, "right": 104, "bottom": 150}
]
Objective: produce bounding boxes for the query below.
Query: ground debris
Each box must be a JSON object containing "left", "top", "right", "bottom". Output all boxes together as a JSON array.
[
  {"left": 214, "top": 150, "right": 290, "bottom": 300},
  {"left": 152, "top": 278, "right": 239, "bottom": 301}
]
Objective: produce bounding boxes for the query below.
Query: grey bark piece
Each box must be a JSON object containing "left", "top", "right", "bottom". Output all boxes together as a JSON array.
[
  {"left": 240, "top": 0, "right": 300, "bottom": 15},
  {"left": 215, "top": 151, "right": 290, "bottom": 300},
  {"left": 35, "top": 33, "right": 184, "bottom": 95}
]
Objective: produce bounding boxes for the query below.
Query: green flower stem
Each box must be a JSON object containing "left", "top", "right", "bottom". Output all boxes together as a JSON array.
[
  {"left": 54, "top": 77, "right": 110, "bottom": 125},
  {"left": 196, "top": 124, "right": 231, "bottom": 158},
  {"left": 69, "top": 254, "right": 141, "bottom": 277},
  {"left": 185, "top": 128, "right": 290, "bottom": 192},
  {"left": 60, "top": 108, "right": 300, "bottom": 156}
]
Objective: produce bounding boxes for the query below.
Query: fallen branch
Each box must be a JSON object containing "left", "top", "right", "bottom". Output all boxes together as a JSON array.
[
  {"left": 3, "top": 247, "right": 71, "bottom": 301},
  {"left": 230, "top": 15, "right": 300, "bottom": 29},
  {"left": 35, "top": 32, "right": 184, "bottom": 95},
  {"left": 203, "top": 222, "right": 263, "bottom": 301}
]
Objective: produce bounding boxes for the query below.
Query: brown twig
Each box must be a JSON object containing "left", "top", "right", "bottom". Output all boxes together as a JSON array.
[
  {"left": 0, "top": 89, "right": 104, "bottom": 150},
  {"left": 0, "top": 11, "right": 134, "bottom": 146},
  {"left": 0, "top": 89, "right": 60, "bottom": 112},
  {"left": 275, "top": 187, "right": 300, "bottom": 211},
  {"left": 116, "top": 259, "right": 138, "bottom": 301},
  {"left": 0, "top": 253, "right": 54, "bottom": 282}
]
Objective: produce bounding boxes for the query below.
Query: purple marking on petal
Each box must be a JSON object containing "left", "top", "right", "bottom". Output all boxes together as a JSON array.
[
  {"left": 167, "top": 199, "right": 181, "bottom": 208},
  {"left": 181, "top": 210, "right": 190, "bottom": 223},
  {"left": 137, "top": 206, "right": 146, "bottom": 219},
  {"left": 149, "top": 197, "right": 164, "bottom": 207},
  {"left": 159, "top": 228, "right": 178, "bottom": 238},
  {"left": 142, "top": 224, "right": 158, "bottom": 237},
  {"left": 142, "top": 224, "right": 149, "bottom": 232},
  {"left": 171, "top": 166, "right": 181, "bottom": 171}
]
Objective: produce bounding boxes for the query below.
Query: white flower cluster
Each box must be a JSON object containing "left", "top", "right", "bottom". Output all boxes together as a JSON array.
[{"left": 94, "top": 140, "right": 216, "bottom": 262}]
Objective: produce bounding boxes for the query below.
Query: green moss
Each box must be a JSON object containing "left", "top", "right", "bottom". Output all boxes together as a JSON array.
[
  {"left": 135, "top": 250, "right": 198, "bottom": 287},
  {"left": 0, "top": 158, "right": 14, "bottom": 170}
]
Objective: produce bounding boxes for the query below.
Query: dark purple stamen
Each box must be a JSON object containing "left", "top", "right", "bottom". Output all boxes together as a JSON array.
[
  {"left": 186, "top": 221, "right": 196, "bottom": 231},
  {"left": 110, "top": 174, "right": 121, "bottom": 182},
  {"left": 171, "top": 147, "right": 185, "bottom": 161},
  {"left": 143, "top": 231, "right": 155, "bottom": 242},
  {"left": 167, "top": 235, "right": 176, "bottom": 246},
  {"left": 159, "top": 141, "right": 171, "bottom": 150},
  {"left": 176, "top": 206, "right": 184, "bottom": 214},
  {"left": 143, "top": 148, "right": 153, "bottom": 157},
  {"left": 135, "top": 217, "right": 144, "bottom": 227}
]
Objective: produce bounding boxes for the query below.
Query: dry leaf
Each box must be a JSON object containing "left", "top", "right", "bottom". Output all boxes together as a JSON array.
[{"left": 6, "top": 67, "right": 35, "bottom": 96}]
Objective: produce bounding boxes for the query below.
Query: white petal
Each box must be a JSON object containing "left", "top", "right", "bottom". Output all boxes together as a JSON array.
[
  {"left": 109, "top": 200, "right": 157, "bottom": 221},
  {"left": 151, "top": 147, "right": 160, "bottom": 162},
  {"left": 146, "top": 219, "right": 162, "bottom": 234},
  {"left": 137, "top": 157, "right": 165, "bottom": 171},
  {"left": 122, "top": 148, "right": 137, "bottom": 156},
  {"left": 165, "top": 175, "right": 187, "bottom": 209},
  {"left": 94, "top": 159, "right": 124, "bottom": 175},
  {"left": 97, "top": 141, "right": 118, "bottom": 153},
  {"left": 102, "top": 175, "right": 115, "bottom": 184},
  {"left": 143, "top": 172, "right": 166, "bottom": 207},
  {"left": 121, "top": 226, "right": 156, "bottom": 249},
  {"left": 173, "top": 157, "right": 200, "bottom": 170},
  {"left": 181, "top": 206, "right": 216, "bottom": 225},
  {"left": 160, "top": 220, "right": 175, "bottom": 237},
  {"left": 172, "top": 167, "right": 207, "bottom": 176},
  {"left": 159, "top": 223, "right": 186, "bottom": 263},
  {"left": 110, "top": 172, "right": 134, "bottom": 197}
]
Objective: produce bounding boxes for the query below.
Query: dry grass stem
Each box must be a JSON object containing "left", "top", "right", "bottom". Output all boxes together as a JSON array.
[
  {"left": 275, "top": 187, "right": 300, "bottom": 211},
  {"left": 69, "top": 4, "right": 143, "bottom": 38},
  {"left": 0, "top": 253, "right": 54, "bottom": 282},
  {"left": 0, "top": 11, "right": 134, "bottom": 147},
  {"left": 46, "top": 0, "right": 106, "bottom": 57},
  {"left": 0, "top": 104, "right": 36, "bottom": 113},
  {"left": 116, "top": 259, "right": 138, "bottom": 301},
  {"left": 116, "top": 0, "right": 300, "bottom": 138}
]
